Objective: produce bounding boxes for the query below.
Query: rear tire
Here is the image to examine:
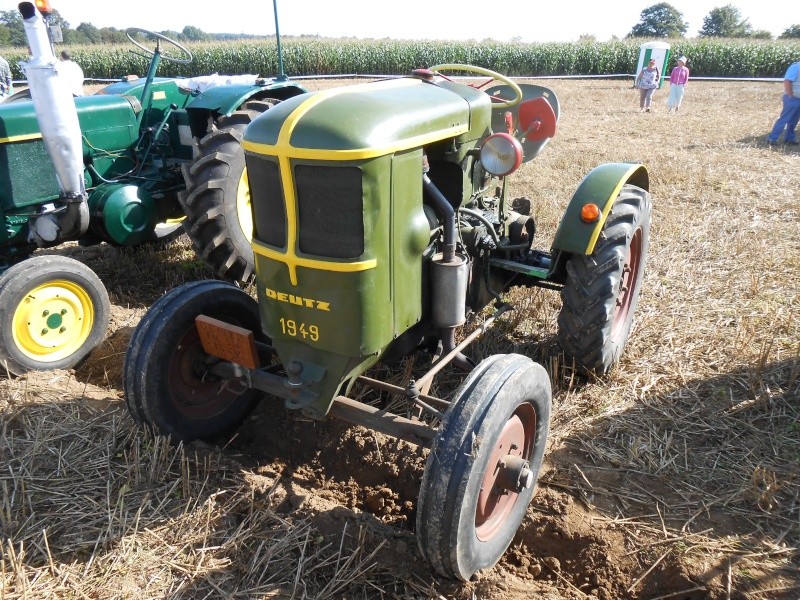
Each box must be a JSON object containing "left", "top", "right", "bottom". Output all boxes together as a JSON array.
[
  {"left": 123, "top": 280, "right": 265, "bottom": 442},
  {"left": 416, "top": 354, "right": 551, "bottom": 580},
  {"left": 0, "top": 256, "right": 110, "bottom": 376},
  {"left": 179, "top": 101, "right": 276, "bottom": 282},
  {"left": 557, "top": 184, "right": 651, "bottom": 374}
]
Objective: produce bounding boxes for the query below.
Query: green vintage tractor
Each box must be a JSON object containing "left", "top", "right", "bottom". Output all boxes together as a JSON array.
[
  {"left": 0, "top": 1, "right": 306, "bottom": 375},
  {"left": 124, "top": 65, "right": 651, "bottom": 579}
]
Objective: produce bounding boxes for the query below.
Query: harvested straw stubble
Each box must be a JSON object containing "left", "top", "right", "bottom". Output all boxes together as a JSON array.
[{"left": 1, "top": 77, "right": 799, "bottom": 599}]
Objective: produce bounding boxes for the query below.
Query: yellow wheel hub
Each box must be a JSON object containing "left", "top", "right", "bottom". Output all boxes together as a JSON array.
[
  {"left": 11, "top": 280, "right": 94, "bottom": 364},
  {"left": 237, "top": 168, "right": 253, "bottom": 244}
]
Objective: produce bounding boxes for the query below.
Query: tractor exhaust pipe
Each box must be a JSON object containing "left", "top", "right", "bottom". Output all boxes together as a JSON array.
[
  {"left": 422, "top": 159, "right": 470, "bottom": 330},
  {"left": 18, "top": 1, "right": 88, "bottom": 245}
]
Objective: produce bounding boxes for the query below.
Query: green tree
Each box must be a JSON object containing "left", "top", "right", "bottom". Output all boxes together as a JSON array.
[
  {"left": 99, "top": 27, "right": 128, "bottom": 44},
  {"left": 160, "top": 30, "right": 185, "bottom": 41},
  {"left": 749, "top": 29, "right": 772, "bottom": 39},
  {"left": 699, "top": 5, "right": 752, "bottom": 37},
  {"left": 779, "top": 24, "right": 800, "bottom": 39},
  {"left": 0, "top": 10, "right": 26, "bottom": 47},
  {"left": 76, "top": 22, "right": 102, "bottom": 44},
  {"left": 0, "top": 24, "right": 10, "bottom": 46},
  {"left": 628, "top": 3, "right": 688, "bottom": 38},
  {"left": 182, "top": 25, "right": 209, "bottom": 41}
]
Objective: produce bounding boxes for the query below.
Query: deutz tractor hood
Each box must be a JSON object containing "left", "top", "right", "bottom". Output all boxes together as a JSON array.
[{"left": 243, "top": 77, "right": 491, "bottom": 155}]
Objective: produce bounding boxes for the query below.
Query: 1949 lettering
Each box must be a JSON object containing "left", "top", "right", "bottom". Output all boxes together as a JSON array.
[{"left": 279, "top": 318, "right": 320, "bottom": 342}]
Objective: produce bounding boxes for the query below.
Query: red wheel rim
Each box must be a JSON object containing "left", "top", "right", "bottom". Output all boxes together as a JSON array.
[
  {"left": 167, "top": 326, "right": 242, "bottom": 419},
  {"left": 611, "top": 227, "right": 643, "bottom": 340},
  {"left": 475, "top": 403, "right": 537, "bottom": 541}
]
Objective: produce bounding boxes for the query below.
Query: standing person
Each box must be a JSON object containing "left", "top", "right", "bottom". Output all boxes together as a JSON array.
[
  {"left": 59, "top": 50, "right": 85, "bottom": 97},
  {"left": 766, "top": 60, "right": 800, "bottom": 146},
  {"left": 0, "top": 54, "right": 12, "bottom": 103},
  {"left": 635, "top": 58, "right": 660, "bottom": 113},
  {"left": 667, "top": 56, "right": 690, "bottom": 113}
]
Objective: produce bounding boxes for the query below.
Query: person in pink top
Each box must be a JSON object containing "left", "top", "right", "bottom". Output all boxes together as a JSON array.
[{"left": 667, "top": 56, "right": 690, "bottom": 113}]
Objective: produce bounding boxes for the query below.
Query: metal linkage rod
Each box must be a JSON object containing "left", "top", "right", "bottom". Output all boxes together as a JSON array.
[
  {"left": 328, "top": 396, "right": 436, "bottom": 448},
  {"left": 414, "top": 304, "right": 512, "bottom": 392}
]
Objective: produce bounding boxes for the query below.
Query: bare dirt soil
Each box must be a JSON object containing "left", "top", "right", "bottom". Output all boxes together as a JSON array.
[{"left": 1, "top": 78, "right": 798, "bottom": 599}]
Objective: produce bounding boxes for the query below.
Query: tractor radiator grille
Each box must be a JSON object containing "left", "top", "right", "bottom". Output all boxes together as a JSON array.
[
  {"left": 295, "top": 165, "right": 364, "bottom": 259},
  {"left": 248, "top": 157, "right": 287, "bottom": 248}
]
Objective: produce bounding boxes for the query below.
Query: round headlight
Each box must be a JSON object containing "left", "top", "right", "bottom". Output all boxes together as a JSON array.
[{"left": 480, "top": 133, "right": 523, "bottom": 177}]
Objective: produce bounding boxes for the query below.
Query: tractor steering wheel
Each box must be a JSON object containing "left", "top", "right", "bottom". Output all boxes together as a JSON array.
[
  {"left": 430, "top": 64, "right": 523, "bottom": 109},
  {"left": 125, "top": 28, "right": 193, "bottom": 64}
]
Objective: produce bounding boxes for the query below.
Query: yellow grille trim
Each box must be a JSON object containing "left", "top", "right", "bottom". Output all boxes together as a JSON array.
[{"left": 252, "top": 239, "right": 377, "bottom": 285}]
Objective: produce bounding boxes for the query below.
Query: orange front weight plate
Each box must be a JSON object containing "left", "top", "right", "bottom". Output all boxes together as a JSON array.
[{"left": 195, "top": 314, "right": 260, "bottom": 370}]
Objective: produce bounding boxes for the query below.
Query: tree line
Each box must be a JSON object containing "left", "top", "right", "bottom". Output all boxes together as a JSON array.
[
  {"left": 0, "top": 9, "right": 264, "bottom": 47},
  {"left": 628, "top": 3, "right": 799, "bottom": 39},
  {"left": 2, "top": 2, "right": 799, "bottom": 48}
]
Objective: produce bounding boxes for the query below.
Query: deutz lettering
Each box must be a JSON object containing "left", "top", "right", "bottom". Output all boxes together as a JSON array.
[{"left": 265, "top": 288, "right": 331, "bottom": 311}]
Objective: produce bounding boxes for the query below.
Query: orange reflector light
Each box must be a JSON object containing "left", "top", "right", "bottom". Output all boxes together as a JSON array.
[
  {"left": 35, "top": 0, "right": 52, "bottom": 13},
  {"left": 581, "top": 203, "right": 601, "bottom": 222}
]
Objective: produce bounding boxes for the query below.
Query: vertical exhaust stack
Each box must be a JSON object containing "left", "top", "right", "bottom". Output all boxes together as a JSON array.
[{"left": 18, "top": 1, "right": 88, "bottom": 244}]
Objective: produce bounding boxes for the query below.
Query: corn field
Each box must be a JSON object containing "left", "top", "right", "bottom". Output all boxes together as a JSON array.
[{"left": 2, "top": 37, "right": 800, "bottom": 80}]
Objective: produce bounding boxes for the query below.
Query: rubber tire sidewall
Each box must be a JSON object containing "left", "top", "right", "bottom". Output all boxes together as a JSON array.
[
  {"left": 417, "top": 353, "right": 552, "bottom": 580},
  {"left": 0, "top": 255, "right": 110, "bottom": 376},
  {"left": 123, "top": 280, "right": 213, "bottom": 424},
  {"left": 124, "top": 280, "right": 263, "bottom": 442}
]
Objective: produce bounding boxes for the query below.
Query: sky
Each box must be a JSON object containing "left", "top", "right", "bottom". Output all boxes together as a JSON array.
[{"left": 0, "top": 0, "right": 791, "bottom": 42}]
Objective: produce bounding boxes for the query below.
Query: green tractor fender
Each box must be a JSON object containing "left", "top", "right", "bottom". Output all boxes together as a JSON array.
[
  {"left": 186, "top": 81, "right": 308, "bottom": 117},
  {"left": 552, "top": 162, "right": 649, "bottom": 255}
]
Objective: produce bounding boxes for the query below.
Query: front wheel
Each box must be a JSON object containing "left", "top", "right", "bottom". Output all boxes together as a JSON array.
[
  {"left": 416, "top": 354, "right": 552, "bottom": 580},
  {"left": 0, "top": 255, "right": 110, "bottom": 375},
  {"left": 123, "top": 280, "right": 266, "bottom": 442},
  {"left": 557, "top": 184, "right": 651, "bottom": 374}
]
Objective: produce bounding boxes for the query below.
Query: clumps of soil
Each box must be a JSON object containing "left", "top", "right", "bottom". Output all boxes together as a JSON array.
[
  {"left": 490, "top": 486, "right": 633, "bottom": 599},
  {"left": 76, "top": 325, "right": 133, "bottom": 388},
  {"left": 234, "top": 398, "right": 427, "bottom": 525}
]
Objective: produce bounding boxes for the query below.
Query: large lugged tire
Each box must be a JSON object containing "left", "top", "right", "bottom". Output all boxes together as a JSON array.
[
  {"left": 123, "top": 280, "right": 265, "bottom": 442},
  {"left": 557, "top": 184, "right": 651, "bottom": 374},
  {"left": 0, "top": 255, "right": 110, "bottom": 375},
  {"left": 416, "top": 354, "right": 552, "bottom": 580},
  {"left": 179, "top": 101, "right": 276, "bottom": 282}
]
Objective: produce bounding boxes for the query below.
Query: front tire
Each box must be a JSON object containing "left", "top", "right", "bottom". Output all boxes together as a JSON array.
[
  {"left": 179, "top": 101, "right": 276, "bottom": 282},
  {"left": 0, "top": 256, "right": 110, "bottom": 375},
  {"left": 416, "top": 354, "right": 552, "bottom": 580},
  {"left": 557, "top": 184, "right": 651, "bottom": 374},
  {"left": 123, "top": 280, "right": 265, "bottom": 442}
]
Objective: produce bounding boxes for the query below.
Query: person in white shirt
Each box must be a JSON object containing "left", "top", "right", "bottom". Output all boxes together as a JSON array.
[{"left": 59, "top": 50, "right": 84, "bottom": 97}]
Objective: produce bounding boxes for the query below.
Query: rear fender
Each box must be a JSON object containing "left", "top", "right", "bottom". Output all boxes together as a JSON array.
[
  {"left": 552, "top": 162, "right": 649, "bottom": 255},
  {"left": 186, "top": 81, "right": 308, "bottom": 117}
]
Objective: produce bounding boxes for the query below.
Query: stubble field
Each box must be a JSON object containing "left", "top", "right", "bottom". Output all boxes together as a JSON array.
[{"left": 1, "top": 77, "right": 798, "bottom": 599}]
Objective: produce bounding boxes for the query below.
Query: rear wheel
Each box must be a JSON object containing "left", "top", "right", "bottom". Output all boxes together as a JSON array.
[
  {"left": 0, "top": 256, "right": 110, "bottom": 375},
  {"left": 179, "top": 101, "right": 276, "bottom": 282},
  {"left": 416, "top": 354, "right": 551, "bottom": 580},
  {"left": 123, "top": 280, "right": 265, "bottom": 442},
  {"left": 557, "top": 184, "right": 651, "bottom": 374}
]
